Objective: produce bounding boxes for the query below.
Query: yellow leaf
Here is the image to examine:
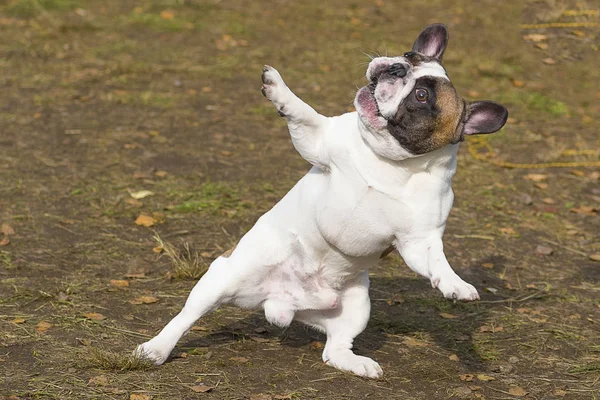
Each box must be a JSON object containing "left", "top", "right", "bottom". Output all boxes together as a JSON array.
[
  {"left": 460, "top": 374, "right": 474, "bottom": 381},
  {"left": 1, "top": 223, "right": 15, "bottom": 235},
  {"left": 499, "top": 227, "right": 517, "bottom": 235},
  {"left": 110, "top": 279, "right": 130, "bottom": 287},
  {"left": 439, "top": 313, "right": 458, "bottom": 319},
  {"left": 155, "top": 170, "right": 168, "bottom": 177},
  {"left": 535, "top": 182, "right": 549, "bottom": 190},
  {"left": 449, "top": 354, "right": 459, "bottom": 361},
  {"left": 509, "top": 386, "right": 528, "bottom": 397},
  {"left": 135, "top": 214, "right": 155, "bottom": 227},
  {"left": 482, "top": 263, "right": 494, "bottom": 269},
  {"left": 130, "top": 295, "right": 159, "bottom": 305},
  {"left": 523, "top": 33, "right": 547, "bottom": 42},
  {"left": 128, "top": 190, "right": 154, "bottom": 200},
  {"left": 11, "top": 318, "right": 25, "bottom": 324},
  {"left": 476, "top": 374, "right": 495, "bottom": 381},
  {"left": 36, "top": 321, "right": 52, "bottom": 333},
  {"left": 83, "top": 312, "right": 106, "bottom": 321},
  {"left": 524, "top": 173, "right": 547, "bottom": 182},
  {"left": 589, "top": 254, "right": 600, "bottom": 262},
  {"left": 511, "top": 79, "right": 526, "bottom": 88},
  {"left": 160, "top": 10, "right": 174, "bottom": 20}
]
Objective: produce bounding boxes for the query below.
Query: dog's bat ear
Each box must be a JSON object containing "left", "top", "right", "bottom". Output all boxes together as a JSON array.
[
  {"left": 462, "top": 101, "right": 508, "bottom": 135},
  {"left": 412, "top": 23, "right": 449, "bottom": 60}
]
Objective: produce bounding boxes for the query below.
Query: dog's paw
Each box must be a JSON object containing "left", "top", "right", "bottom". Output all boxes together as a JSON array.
[
  {"left": 261, "top": 65, "right": 289, "bottom": 116},
  {"left": 325, "top": 351, "right": 383, "bottom": 379},
  {"left": 433, "top": 275, "right": 479, "bottom": 301},
  {"left": 134, "top": 340, "right": 170, "bottom": 365}
]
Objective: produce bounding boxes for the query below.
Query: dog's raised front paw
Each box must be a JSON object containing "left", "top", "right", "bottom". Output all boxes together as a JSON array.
[
  {"left": 324, "top": 350, "right": 383, "bottom": 379},
  {"left": 433, "top": 275, "right": 479, "bottom": 301},
  {"left": 261, "top": 65, "right": 289, "bottom": 116},
  {"left": 135, "top": 340, "right": 170, "bottom": 365}
]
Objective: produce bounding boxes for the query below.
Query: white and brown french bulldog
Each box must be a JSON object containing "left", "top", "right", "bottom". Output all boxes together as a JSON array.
[{"left": 136, "top": 24, "right": 508, "bottom": 378}]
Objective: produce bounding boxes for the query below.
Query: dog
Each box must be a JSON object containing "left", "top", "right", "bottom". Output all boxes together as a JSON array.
[{"left": 136, "top": 24, "right": 508, "bottom": 378}]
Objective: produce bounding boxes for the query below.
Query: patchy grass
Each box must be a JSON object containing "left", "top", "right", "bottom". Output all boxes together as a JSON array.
[
  {"left": 568, "top": 362, "right": 600, "bottom": 374},
  {"left": 500, "top": 91, "right": 569, "bottom": 116},
  {"left": 154, "top": 234, "right": 208, "bottom": 280},
  {"left": 86, "top": 347, "right": 154, "bottom": 372},
  {"left": 5, "top": 0, "right": 77, "bottom": 17},
  {"left": 123, "top": 10, "right": 195, "bottom": 32},
  {"left": 169, "top": 182, "right": 249, "bottom": 215}
]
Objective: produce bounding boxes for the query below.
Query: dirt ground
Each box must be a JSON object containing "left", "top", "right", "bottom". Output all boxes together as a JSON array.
[{"left": 1, "top": 0, "right": 599, "bottom": 399}]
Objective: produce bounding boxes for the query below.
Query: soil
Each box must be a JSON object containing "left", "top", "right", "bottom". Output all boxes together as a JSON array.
[{"left": 0, "top": 0, "right": 598, "bottom": 399}]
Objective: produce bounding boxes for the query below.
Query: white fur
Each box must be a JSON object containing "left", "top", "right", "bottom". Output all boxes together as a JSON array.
[{"left": 136, "top": 65, "right": 478, "bottom": 379}]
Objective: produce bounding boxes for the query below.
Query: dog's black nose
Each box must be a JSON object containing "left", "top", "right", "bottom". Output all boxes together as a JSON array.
[{"left": 388, "top": 63, "right": 407, "bottom": 78}]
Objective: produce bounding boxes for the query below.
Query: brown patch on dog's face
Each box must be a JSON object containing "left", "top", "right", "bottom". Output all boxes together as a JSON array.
[{"left": 387, "top": 76, "right": 464, "bottom": 155}]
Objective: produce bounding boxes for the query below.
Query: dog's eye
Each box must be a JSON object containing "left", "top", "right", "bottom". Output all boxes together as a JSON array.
[{"left": 415, "top": 88, "right": 429, "bottom": 103}]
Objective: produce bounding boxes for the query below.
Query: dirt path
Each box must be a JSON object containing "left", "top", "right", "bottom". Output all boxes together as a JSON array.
[{"left": 0, "top": 1, "right": 598, "bottom": 399}]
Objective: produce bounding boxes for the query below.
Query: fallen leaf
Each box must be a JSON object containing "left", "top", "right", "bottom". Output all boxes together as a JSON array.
[
  {"left": 83, "top": 312, "right": 106, "bottom": 321},
  {"left": 89, "top": 375, "right": 109, "bottom": 386},
  {"left": 482, "top": 262, "right": 494, "bottom": 269},
  {"left": 476, "top": 374, "right": 495, "bottom": 381},
  {"left": 155, "top": 170, "right": 168, "bottom": 177},
  {"left": 507, "top": 117, "right": 519, "bottom": 124},
  {"left": 129, "top": 190, "right": 154, "bottom": 200},
  {"left": 152, "top": 246, "right": 163, "bottom": 254},
  {"left": 570, "top": 169, "right": 586, "bottom": 177},
  {"left": 229, "top": 356, "right": 249, "bottom": 363},
  {"left": 542, "top": 58, "right": 556, "bottom": 65},
  {"left": 273, "top": 395, "right": 292, "bottom": 400},
  {"left": 535, "top": 183, "right": 549, "bottom": 189},
  {"left": 479, "top": 325, "right": 504, "bottom": 333},
  {"left": 499, "top": 227, "right": 517, "bottom": 235},
  {"left": 440, "top": 313, "right": 458, "bottom": 319},
  {"left": 403, "top": 337, "right": 429, "bottom": 347},
  {"left": 130, "top": 295, "right": 159, "bottom": 305},
  {"left": 535, "top": 245, "right": 553, "bottom": 255},
  {"left": 11, "top": 318, "right": 25, "bottom": 324},
  {"left": 0, "top": 237, "right": 9, "bottom": 246},
  {"left": 523, "top": 33, "right": 547, "bottom": 42},
  {"left": 554, "top": 389, "right": 567, "bottom": 396},
  {"left": 135, "top": 214, "right": 155, "bottom": 227},
  {"left": 249, "top": 395, "right": 272, "bottom": 400},
  {"left": 110, "top": 279, "right": 130, "bottom": 287},
  {"left": 160, "top": 10, "right": 174, "bottom": 20},
  {"left": 460, "top": 374, "right": 474, "bottom": 381},
  {"left": 542, "top": 198, "right": 555, "bottom": 204},
  {"left": 220, "top": 150, "right": 233, "bottom": 156},
  {"left": 511, "top": 79, "right": 526, "bottom": 88},
  {"left": 36, "top": 321, "right": 52, "bottom": 333},
  {"left": 130, "top": 394, "right": 152, "bottom": 400},
  {"left": 189, "top": 385, "right": 213, "bottom": 393},
  {"left": 125, "top": 198, "right": 143, "bottom": 207},
  {"left": 535, "top": 43, "right": 549, "bottom": 50},
  {"left": 1, "top": 223, "right": 15, "bottom": 235},
  {"left": 509, "top": 386, "right": 528, "bottom": 397},
  {"left": 570, "top": 206, "right": 597, "bottom": 215},
  {"left": 467, "top": 90, "right": 480, "bottom": 97},
  {"left": 589, "top": 254, "right": 600, "bottom": 262},
  {"left": 310, "top": 341, "right": 324, "bottom": 350},
  {"left": 571, "top": 30, "right": 586, "bottom": 38},
  {"left": 524, "top": 173, "right": 547, "bottom": 182},
  {"left": 190, "top": 326, "right": 208, "bottom": 331},
  {"left": 449, "top": 354, "right": 459, "bottom": 361}
]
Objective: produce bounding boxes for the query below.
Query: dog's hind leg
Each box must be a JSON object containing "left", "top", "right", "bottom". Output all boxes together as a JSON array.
[
  {"left": 261, "top": 66, "right": 331, "bottom": 169},
  {"left": 296, "top": 271, "right": 383, "bottom": 378},
  {"left": 135, "top": 256, "right": 234, "bottom": 365}
]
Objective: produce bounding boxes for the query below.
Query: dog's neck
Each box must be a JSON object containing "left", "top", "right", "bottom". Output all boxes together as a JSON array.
[{"left": 354, "top": 114, "right": 459, "bottom": 180}]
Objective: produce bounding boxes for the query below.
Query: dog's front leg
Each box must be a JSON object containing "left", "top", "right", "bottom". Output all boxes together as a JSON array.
[
  {"left": 397, "top": 235, "right": 479, "bottom": 301},
  {"left": 261, "top": 66, "right": 331, "bottom": 169}
]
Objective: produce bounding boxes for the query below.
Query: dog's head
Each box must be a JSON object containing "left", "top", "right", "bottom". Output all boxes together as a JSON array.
[{"left": 355, "top": 24, "right": 508, "bottom": 160}]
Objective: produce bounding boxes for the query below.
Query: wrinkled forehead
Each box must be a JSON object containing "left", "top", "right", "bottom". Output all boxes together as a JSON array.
[{"left": 405, "top": 52, "right": 448, "bottom": 81}]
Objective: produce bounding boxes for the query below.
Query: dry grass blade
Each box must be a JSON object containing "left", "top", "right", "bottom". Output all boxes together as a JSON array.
[
  {"left": 87, "top": 347, "right": 154, "bottom": 372},
  {"left": 154, "top": 233, "right": 208, "bottom": 280}
]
